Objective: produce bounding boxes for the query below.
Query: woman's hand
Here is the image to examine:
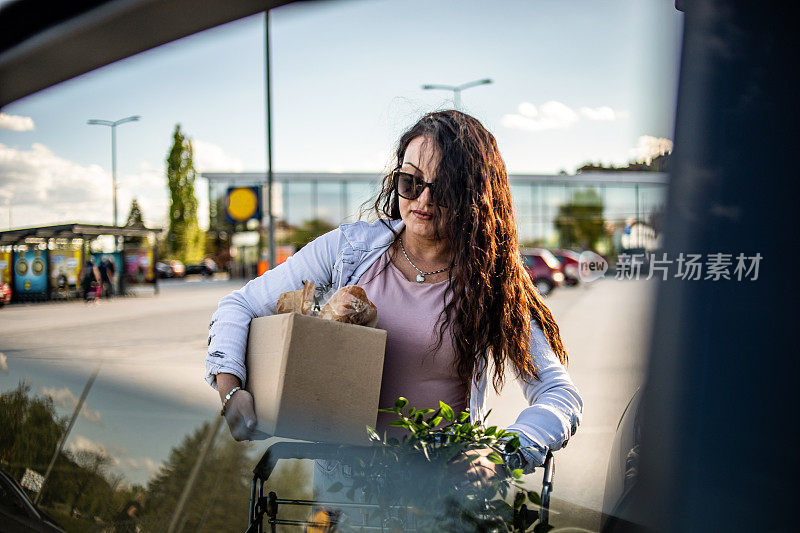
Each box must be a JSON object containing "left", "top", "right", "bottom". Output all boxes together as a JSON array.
[
  {"left": 449, "top": 447, "right": 503, "bottom": 488},
  {"left": 223, "top": 389, "right": 269, "bottom": 441},
  {"left": 217, "top": 373, "right": 269, "bottom": 441}
]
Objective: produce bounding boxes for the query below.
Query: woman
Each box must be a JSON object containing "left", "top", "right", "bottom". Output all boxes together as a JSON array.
[{"left": 205, "top": 110, "right": 582, "bottom": 487}]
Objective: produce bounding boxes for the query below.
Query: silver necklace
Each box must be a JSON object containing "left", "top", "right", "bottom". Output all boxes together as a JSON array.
[{"left": 399, "top": 238, "right": 451, "bottom": 283}]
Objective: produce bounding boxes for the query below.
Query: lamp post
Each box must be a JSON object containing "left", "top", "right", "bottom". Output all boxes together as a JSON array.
[
  {"left": 87, "top": 115, "right": 140, "bottom": 229},
  {"left": 421, "top": 78, "right": 492, "bottom": 110}
]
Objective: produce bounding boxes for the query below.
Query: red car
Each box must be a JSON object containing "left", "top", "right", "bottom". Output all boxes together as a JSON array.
[
  {"left": 0, "top": 280, "right": 11, "bottom": 307},
  {"left": 168, "top": 259, "right": 186, "bottom": 278},
  {"left": 520, "top": 248, "right": 564, "bottom": 296},
  {"left": 551, "top": 249, "right": 581, "bottom": 286}
]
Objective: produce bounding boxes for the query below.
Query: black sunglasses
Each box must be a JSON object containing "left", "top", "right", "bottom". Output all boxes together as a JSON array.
[{"left": 391, "top": 168, "right": 448, "bottom": 207}]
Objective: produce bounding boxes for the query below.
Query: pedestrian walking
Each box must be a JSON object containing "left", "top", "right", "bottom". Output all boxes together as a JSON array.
[
  {"left": 99, "top": 255, "right": 116, "bottom": 298},
  {"left": 81, "top": 257, "right": 102, "bottom": 303}
]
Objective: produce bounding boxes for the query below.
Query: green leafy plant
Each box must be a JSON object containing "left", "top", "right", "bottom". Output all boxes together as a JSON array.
[{"left": 329, "top": 397, "right": 551, "bottom": 532}]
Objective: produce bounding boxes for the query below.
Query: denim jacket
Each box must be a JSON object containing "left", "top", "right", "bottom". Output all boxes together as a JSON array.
[{"left": 205, "top": 219, "right": 583, "bottom": 471}]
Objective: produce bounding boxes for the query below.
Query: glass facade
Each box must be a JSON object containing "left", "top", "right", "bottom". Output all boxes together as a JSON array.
[{"left": 204, "top": 171, "right": 668, "bottom": 259}]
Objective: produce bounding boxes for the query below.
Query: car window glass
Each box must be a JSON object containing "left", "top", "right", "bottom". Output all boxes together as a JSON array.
[{"left": 0, "top": 1, "right": 681, "bottom": 530}]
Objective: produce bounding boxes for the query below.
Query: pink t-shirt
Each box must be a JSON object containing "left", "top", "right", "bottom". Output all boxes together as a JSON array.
[{"left": 356, "top": 249, "right": 468, "bottom": 435}]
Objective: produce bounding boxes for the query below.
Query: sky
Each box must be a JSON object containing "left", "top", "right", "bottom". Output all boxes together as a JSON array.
[{"left": 0, "top": 0, "right": 683, "bottom": 232}]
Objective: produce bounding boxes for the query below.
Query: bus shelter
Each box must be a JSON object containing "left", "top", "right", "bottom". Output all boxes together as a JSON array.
[{"left": 0, "top": 223, "right": 159, "bottom": 302}]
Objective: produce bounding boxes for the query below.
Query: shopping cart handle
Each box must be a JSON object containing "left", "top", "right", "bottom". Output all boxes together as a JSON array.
[
  {"left": 253, "top": 441, "right": 372, "bottom": 482},
  {"left": 539, "top": 450, "right": 555, "bottom": 527}
]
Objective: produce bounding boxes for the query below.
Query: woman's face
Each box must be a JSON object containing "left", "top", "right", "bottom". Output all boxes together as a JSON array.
[{"left": 397, "top": 136, "right": 445, "bottom": 242}]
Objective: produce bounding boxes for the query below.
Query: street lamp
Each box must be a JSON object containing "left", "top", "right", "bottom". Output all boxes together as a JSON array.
[
  {"left": 87, "top": 115, "right": 140, "bottom": 228},
  {"left": 421, "top": 78, "right": 492, "bottom": 110}
]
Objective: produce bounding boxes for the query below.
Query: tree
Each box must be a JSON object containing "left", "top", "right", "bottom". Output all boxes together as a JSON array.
[
  {"left": 279, "top": 218, "right": 336, "bottom": 251},
  {"left": 554, "top": 187, "right": 605, "bottom": 250},
  {"left": 124, "top": 198, "right": 148, "bottom": 247},
  {"left": 68, "top": 449, "right": 113, "bottom": 517},
  {"left": 140, "top": 422, "right": 256, "bottom": 532},
  {"left": 0, "top": 383, "right": 117, "bottom": 519},
  {"left": 576, "top": 151, "right": 671, "bottom": 173},
  {"left": 125, "top": 199, "right": 145, "bottom": 228},
  {"left": 0, "top": 383, "right": 64, "bottom": 484},
  {"left": 165, "top": 124, "right": 204, "bottom": 263}
]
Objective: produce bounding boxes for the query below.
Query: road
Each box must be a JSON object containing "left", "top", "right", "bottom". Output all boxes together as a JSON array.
[
  {"left": 485, "top": 277, "right": 655, "bottom": 527},
  {"left": 0, "top": 275, "right": 656, "bottom": 529}
]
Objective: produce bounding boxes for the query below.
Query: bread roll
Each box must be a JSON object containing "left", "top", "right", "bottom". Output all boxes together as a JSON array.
[{"left": 319, "top": 285, "right": 378, "bottom": 326}]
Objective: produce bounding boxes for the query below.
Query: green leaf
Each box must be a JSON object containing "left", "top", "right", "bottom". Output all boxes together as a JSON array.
[
  {"left": 528, "top": 491, "right": 542, "bottom": 505},
  {"left": 395, "top": 397, "right": 408, "bottom": 408},
  {"left": 486, "top": 451, "right": 504, "bottom": 464},
  {"left": 429, "top": 416, "right": 443, "bottom": 427},
  {"left": 511, "top": 469, "right": 523, "bottom": 479},
  {"left": 389, "top": 420, "right": 408, "bottom": 427},
  {"left": 513, "top": 491, "right": 526, "bottom": 510},
  {"left": 439, "top": 401, "right": 455, "bottom": 421},
  {"left": 504, "top": 437, "right": 520, "bottom": 454},
  {"left": 458, "top": 411, "right": 470, "bottom": 422},
  {"left": 484, "top": 426, "right": 497, "bottom": 436},
  {"left": 328, "top": 481, "right": 343, "bottom": 493}
]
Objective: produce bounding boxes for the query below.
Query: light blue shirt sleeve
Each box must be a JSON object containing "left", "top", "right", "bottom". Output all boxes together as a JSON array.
[
  {"left": 204, "top": 227, "right": 343, "bottom": 389},
  {"left": 505, "top": 323, "right": 584, "bottom": 470}
]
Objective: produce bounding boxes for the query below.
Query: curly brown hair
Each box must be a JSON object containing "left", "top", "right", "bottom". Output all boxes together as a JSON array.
[{"left": 371, "top": 110, "right": 568, "bottom": 392}]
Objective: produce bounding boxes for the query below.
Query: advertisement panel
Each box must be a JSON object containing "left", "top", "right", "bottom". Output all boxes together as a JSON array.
[
  {"left": 226, "top": 186, "right": 262, "bottom": 223},
  {"left": 49, "top": 248, "right": 82, "bottom": 288},
  {"left": 13, "top": 249, "right": 48, "bottom": 296},
  {"left": 123, "top": 248, "right": 155, "bottom": 283},
  {"left": 0, "top": 251, "right": 10, "bottom": 284}
]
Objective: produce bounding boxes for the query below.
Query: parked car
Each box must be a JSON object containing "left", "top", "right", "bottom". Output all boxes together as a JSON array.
[
  {"left": 551, "top": 249, "right": 581, "bottom": 286},
  {"left": 601, "top": 389, "right": 643, "bottom": 532},
  {"left": 185, "top": 258, "right": 218, "bottom": 277},
  {"left": 155, "top": 261, "right": 173, "bottom": 279},
  {"left": 0, "top": 280, "right": 11, "bottom": 307},
  {"left": 520, "top": 248, "right": 564, "bottom": 296},
  {"left": 168, "top": 259, "right": 186, "bottom": 278},
  {"left": 0, "top": 469, "right": 65, "bottom": 532}
]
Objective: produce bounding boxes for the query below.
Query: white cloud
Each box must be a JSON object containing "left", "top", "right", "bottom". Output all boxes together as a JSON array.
[
  {"left": 193, "top": 139, "right": 244, "bottom": 173},
  {"left": 0, "top": 142, "right": 171, "bottom": 229},
  {"left": 629, "top": 135, "right": 673, "bottom": 163},
  {"left": 68, "top": 434, "right": 111, "bottom": 459},
  {"left": 40, "top": 386, "right": 103, "bottom": 425},
  {"left": 0, "top": 352, "right": 8, "bottom": 373},
  {"left": 579, "top": 106, "right": 629, "bottom": 121},
  {"left": 502, "top": 101, "right": 628, "bottom": 132},
  {"left": 0, "top": 113, "right": 35, "bottom": 131},
  {"left": 65, "top": 436, "right": 162, "bottom": 481},
  {"left": 0, "top": 142, "right": 110, "bottom": 222},
  {"left": 122, "top": 456, "right": 162, "bottom": 474}
]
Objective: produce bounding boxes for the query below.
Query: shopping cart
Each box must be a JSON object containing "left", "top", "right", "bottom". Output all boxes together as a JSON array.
[{"left": 245, "top": 440, "right": 554, "bottom": 532}]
